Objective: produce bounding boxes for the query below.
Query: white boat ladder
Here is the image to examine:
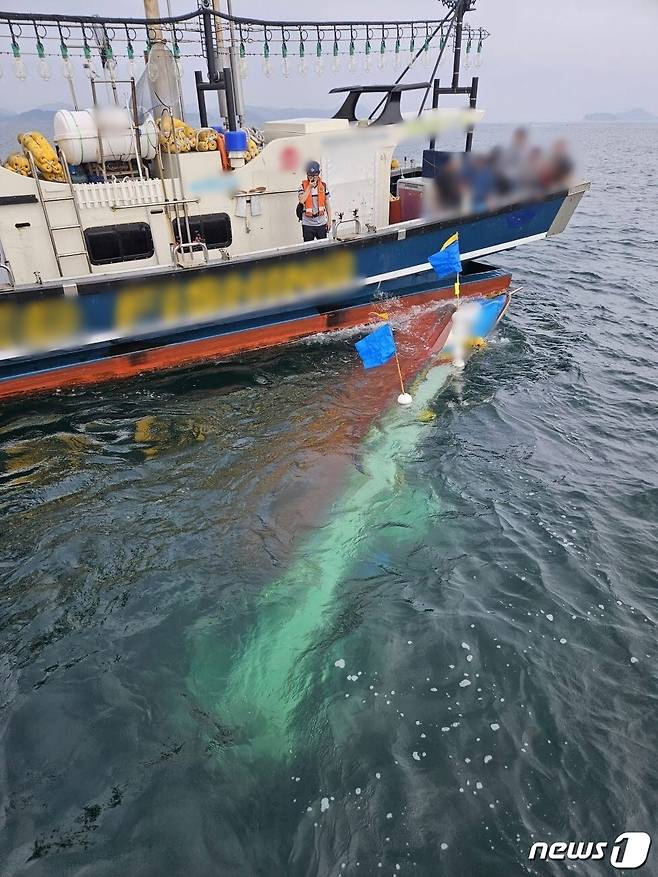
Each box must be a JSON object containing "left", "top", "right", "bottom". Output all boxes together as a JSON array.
[{"left": 27, "top": 149, "right": 92, "bottom": 278}]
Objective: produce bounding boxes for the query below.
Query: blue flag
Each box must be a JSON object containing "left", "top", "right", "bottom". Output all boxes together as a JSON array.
[
  {"left": 428, "top": 232, "right": 461, "bottom": 279},
  {"left": 355, "top": 323, "right": 397, "bottom": 369}
]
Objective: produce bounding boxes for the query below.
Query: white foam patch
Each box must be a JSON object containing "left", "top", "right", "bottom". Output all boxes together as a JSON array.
[
  {"left": 461, "top": 642, "right": 470, "bottom": 651},
  {"left": 441, "top": 843, "right": 448, "bottom": 851},
  {"left": 335, "top": 659, "right": 346, "bottom": 669},
  {"left": 320, "top": 797, "right": 330, "bottom": 812},
  {"left": 484, "top": 755, "right": 492, "bottom": 764},
  {"left": 490, "top": 723, "right": 500, "bottom": 731},
  {"left": 412, "top": 751, "right": 421, "bottom": 761},
  {"left": 459, "top": 679, "right": 472, "bottom": 688}
]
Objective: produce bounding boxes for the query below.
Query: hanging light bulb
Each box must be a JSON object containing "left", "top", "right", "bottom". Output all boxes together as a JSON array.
[
  {"left": 83, "top": 44, "right": 97, "bottom": 80},
  {"left": 393, "top": 31, "right": 401, "bottom": 69},
  {"left": 102, "top": 40, "right": 117, "bottom": 80},
  {"left": 378, "top": 32, "right": 386, "bottom": 71},
  {"left": 281, "top": 36, "right": 289, "bottom": 78},
  {"left": 172, "top": 41, "right": 182, "bottom": 80},
  {"left": 315, "top": 37, "right": 323, "bottom": 76},
  {"left": 465, "top": 30, "right": 473, "bottom": 68},
  {"left": 298, "top": 37, "right": 306, "bottom": 76},
  {"left": 106, "top": 57, "right": 118, "bottom": 81},
  {"left": 262, "top": 40, "right": 271, "bottom": 77},
  {"left": 238, "top": 39, "right": 247, "bottom": 79},
  {"left": 476, "top": 36, "right": 484, "bottom": 67},
  {"left": 36, "top": 39, "right": 51, "bottom": 80},
  {"left": 61, "top": 56, "right": 74, "bottom": 80},
  {"left": 14, "top": 56, "right": 27, "bottom": 80},
  {"left": 60, "top": 42, "right": 73, "bottom": 79},
  {"left": 126, "top": 41, "right": 136, "bottom": 80},
  {"left": 331, "top": 38, "right": 340, "bottom": 74},
  {"left": 408, "top": 33, "right": 416, "bottom": 66},
  {"left": 11, "top": 41, "right": 27, "bottom": 80},
  {"left": 348, "top": 34, "right": 356, "bottom": 73},
  {"left": 364, "top": 34, "right": 371, "bottom": 72}
]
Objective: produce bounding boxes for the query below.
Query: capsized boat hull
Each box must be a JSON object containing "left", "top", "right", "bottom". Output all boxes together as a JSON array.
[{"left": 186, "top": 285, "right": 513, "bottom": 760}]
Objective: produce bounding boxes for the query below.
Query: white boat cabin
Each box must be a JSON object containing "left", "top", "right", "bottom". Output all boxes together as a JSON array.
[{"left": 0, "top": 113, "right": 401, "bottom": 291}]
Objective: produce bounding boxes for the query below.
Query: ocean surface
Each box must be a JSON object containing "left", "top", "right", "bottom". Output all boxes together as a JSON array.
[{"left": 0, "top": 124, "right": 656, "bottom": 876}]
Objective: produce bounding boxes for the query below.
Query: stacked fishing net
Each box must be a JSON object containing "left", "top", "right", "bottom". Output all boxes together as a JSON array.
[{"left": 3, "top": 132, "right": 65, "bottom": 181}]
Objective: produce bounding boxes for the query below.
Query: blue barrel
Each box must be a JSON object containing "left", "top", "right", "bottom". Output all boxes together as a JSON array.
[{"left": 225, "top": 129, "right": 248, "bottom": 152}]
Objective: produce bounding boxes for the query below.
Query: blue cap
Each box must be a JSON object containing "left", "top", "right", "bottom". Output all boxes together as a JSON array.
[
  {"left": 226, "top": 129, "right": 248, "bottom": 152},
  {"left": 306, "top": 160, "right": 321, "bottom": 175}
]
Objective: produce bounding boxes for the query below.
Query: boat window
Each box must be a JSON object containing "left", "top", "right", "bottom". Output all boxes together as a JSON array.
[
  {"left": 85, "top": 223, "right": 154, "bottom": 265},
  {"left": 173, "top": 213, "right": 232, "bottom": 249}
]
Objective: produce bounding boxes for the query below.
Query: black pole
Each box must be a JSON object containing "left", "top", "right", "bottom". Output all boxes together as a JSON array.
[
  {"left": 452, "top": 0, "right": 466, "bottom": 90},
  {"left": 429, "top": 78, "right": 440, "bottom": 150},
  {"left": 223, "top": 66, "right": 238, "bottom": 131},
  {"left": 202, "top": 5, "right": 219, "bottom": 82},
  {"left": 195, "top": 70, "right": 208, "bottom": 127},
  {"left": 465, "top": 74, "right": 478, "bottom": 152}
]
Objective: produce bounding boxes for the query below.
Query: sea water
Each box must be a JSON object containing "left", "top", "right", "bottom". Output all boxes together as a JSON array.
[{"left": 0, "top": 124, "right": 656, "bottom": 875}]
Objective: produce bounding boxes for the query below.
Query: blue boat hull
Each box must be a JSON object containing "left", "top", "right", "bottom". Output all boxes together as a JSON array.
[{"left": 0, "top": 186, "right": 574, "bottom": 399}]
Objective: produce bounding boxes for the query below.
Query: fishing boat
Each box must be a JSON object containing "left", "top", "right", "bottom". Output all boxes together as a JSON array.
[{"left": 0, "top": 1, "right": 589, "bottom": 400}]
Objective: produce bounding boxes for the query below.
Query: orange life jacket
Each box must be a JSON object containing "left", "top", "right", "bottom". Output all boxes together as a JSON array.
[{"left": 302, "top": 178, "right": 327, "bottom": 217}]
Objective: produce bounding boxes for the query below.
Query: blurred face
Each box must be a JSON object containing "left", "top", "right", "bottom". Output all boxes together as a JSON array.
[
  {"left": 513, "top": 129, "right": 528, "bottom": 147},
  {"left": 307, "top": 167, "right": 320, "bottom": 181}
]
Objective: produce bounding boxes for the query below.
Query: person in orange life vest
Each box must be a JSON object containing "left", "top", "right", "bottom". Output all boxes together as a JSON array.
[{"left": 297, "top": 160, "right": 332, "bottom": 241}]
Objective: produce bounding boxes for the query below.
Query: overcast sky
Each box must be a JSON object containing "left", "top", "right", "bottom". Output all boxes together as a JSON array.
[{"left": 0, "top": 0, "right": 655, "bottom": 122}]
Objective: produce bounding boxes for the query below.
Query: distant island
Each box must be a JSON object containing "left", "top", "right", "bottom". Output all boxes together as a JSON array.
[{"left": 582, "top": 108, "right": 658, "bottom": 123}]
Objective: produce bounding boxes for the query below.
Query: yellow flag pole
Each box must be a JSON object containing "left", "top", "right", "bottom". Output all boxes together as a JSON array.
[
  {"left": 439, "top": 230, "right": 461, "bottom": 304},
  {"left": 393, "top": 347, "right": 406, "bottom": 396}
]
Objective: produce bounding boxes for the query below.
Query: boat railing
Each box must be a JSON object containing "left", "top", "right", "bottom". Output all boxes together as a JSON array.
[
  {"left": 333, "top": 210, "right": 363, "bottom": 241},
  {"left": 173, "top": 240, "right": 209, "bottom": 268},
  {"left": 0, "top": 250, "right": 14, "bottom": 290}
]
